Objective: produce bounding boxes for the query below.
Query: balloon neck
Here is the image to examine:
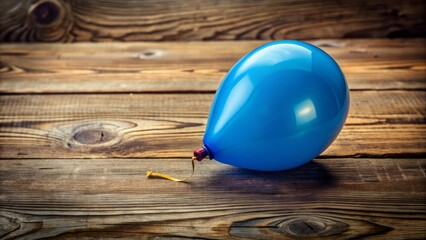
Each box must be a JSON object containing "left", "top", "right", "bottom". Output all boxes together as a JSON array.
[{"left": 193, "top": 145, "right": 212, "bottom": 161}]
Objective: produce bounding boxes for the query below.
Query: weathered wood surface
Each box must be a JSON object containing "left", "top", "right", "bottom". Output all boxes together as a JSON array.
[
  {"left": 0, "top": 39, "right": 425, "bottom": 239},
  {"left": 0, "top": 91, "right": 425, "bottom": 159},
  {"left": 0, "top": 158, "right": 425, "bottom": 239},
  {"left": 0, "top": 0, "right": 425, "bottom": 42},
  {"left": 0, "top": 39, "right": 425, "bottom": 93}
]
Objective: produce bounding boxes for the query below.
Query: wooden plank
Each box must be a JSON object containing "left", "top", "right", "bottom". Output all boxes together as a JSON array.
[
  {"left": 0, "top": 158, "right": 425, "bottom": 238},
  {"left": 0, "top": 39, "right": 425, "bottom": 93},
  {"left": 0, "top": 91, "right": 424, "bottom": 159},
  {"left": 1, "top": 0, "right": 424, "bottom": 42}
]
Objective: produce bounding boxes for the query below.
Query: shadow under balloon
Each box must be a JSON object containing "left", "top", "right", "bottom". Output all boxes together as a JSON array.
[{"left": 196, "top": 160, "right": 336, "bottom": 196}]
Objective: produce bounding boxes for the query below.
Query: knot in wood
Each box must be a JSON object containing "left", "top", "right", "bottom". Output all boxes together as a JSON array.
[
  {"left": 65, "top": 122, "right": 126, "bottom": 150},
  {"left": 28, "top": 0, "right": 64, "bottom": 28},
  {"left": 138, "top": 49, "right": 162, "bottom": 59},
  {"left": 277, "top": 216, "right": 348, "bottom": 237},
  {"left": 73, "top": 129, "right": 115, "bottom": 145},
  {"left": 286, "top": 218, "right": 326, "bottom": 236}
]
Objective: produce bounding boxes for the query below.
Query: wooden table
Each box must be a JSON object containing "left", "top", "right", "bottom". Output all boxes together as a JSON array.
[{"left": 0, "top": 39, "right": 425, "bottom": 239}]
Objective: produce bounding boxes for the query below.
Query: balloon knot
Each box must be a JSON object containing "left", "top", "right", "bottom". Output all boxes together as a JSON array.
[
  {"left": 146, "top": 170, "right": 153, "bottom": 178},
  {"left": 193, "top": 147, "right": 208, "bottom": 161}
]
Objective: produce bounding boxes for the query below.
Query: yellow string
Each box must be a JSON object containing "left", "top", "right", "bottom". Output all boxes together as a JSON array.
[{"left": 146, "top": 157, "right": 196, "bottom": 182}]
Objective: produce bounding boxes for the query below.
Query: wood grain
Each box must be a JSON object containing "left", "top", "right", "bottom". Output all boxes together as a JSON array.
[
  {"left": 0, "top": 0, "right": 425, "bottom": 42},
  {"left": 0, "top": 90, "right": 424, "bottom": 159},
  {"left": 1, "top": 39, "right": 425, "bottom": 93},
  {"left": 0, "top": 27, "right": 424, "bottom": 239},
  {"left": 0, "top": 158, "right": 425, "bottom": 239}
]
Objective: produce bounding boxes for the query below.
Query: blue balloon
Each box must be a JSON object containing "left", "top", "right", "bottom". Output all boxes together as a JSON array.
[{"left": 195, "top": 40, "right": 349, "bottom": 171}]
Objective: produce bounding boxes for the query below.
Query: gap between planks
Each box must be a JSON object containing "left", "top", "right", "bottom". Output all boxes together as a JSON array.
[{"left": 0, "top": 88, "right": 425, "bottom": 95}]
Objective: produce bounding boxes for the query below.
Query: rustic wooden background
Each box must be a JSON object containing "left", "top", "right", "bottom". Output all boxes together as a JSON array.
[
  {"left": 1, "top": 0, "right": 425, "bottom": 42},
  {"left": 0, "top": 0, "right": 425, "bottom": 239}
]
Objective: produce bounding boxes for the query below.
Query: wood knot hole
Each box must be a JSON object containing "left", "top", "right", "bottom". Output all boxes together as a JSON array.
[
  {"left": 143, "top": 51, "right": 155, "bottom": 56},
  {"left": 138, "top": 49, "right": 162, "bottom": 59},
  {"left": 73, "top": 129, "right": 115, "bottom": 145},
  {"left": 28, "top": 0, "right": 63, "bottom": 27},
  {"left": 286, "top": 218, "right": 326, "bottom": 237}
]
